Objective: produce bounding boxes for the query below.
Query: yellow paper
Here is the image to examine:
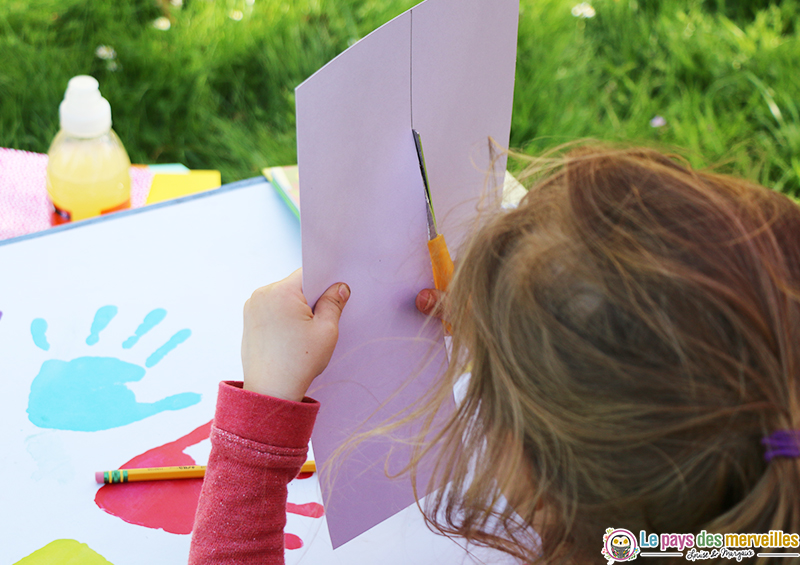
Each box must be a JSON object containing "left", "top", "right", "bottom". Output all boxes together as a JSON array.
[
  {"left": 14, "top": 539, "right": 114, "bottom": 565},
  {"left": 145, "top": 170, "right": 221, "bottom": 205}
]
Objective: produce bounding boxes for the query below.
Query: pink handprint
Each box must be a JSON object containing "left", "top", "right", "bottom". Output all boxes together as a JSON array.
[{"left": 95, "top": 421, "right": 323, "bottom": 548}]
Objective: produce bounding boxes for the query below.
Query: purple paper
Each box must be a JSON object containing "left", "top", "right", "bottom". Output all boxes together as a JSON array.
[
  {"left": 412, "top": 0, "right": 520, "bottom": 250},
  {"left": 296, "top": 0, "right": 519, "bottom": 548}
]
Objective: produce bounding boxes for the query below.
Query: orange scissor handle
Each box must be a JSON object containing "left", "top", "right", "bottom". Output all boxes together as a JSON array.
[{"left": 428, "top": 233, "right": 454, "bottom": 292}]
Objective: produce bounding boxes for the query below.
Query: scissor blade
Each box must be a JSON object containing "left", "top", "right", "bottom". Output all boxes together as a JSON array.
[{"left": 412, "top": 129, "right": 437, "bottom": 240}]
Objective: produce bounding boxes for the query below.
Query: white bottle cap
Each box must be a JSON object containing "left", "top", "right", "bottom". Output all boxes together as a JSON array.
[{"left": 59, "top": 75, "right": 113, "bottom": 138}]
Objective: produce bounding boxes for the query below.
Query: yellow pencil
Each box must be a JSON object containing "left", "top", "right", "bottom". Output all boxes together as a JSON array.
[{"left": 96, "top": 460, "right": 316, "bottom": 484}]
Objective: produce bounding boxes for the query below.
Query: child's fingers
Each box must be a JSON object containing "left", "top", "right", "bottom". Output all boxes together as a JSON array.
[
  {"left": 284, "top": 268, "right": 304, "bottom": 294},
  {"left": 313, "top": 282, "right": 351, "bottom": 329},
  {"left": 416, "top": 288, "right": 448, "bottom": 319}
]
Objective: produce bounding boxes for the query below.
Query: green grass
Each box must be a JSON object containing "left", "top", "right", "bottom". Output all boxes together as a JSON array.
[{"left": 1, "top": 0, "right": 799, "bottom": 193}]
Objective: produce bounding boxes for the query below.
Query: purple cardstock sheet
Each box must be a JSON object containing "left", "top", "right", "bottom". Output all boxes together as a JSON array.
[
  {"left": 411, "top": 0, "right": 520, "bottom": 251},
  {"left": 296, "top": 0, "right": 519, "bottom": 549}
]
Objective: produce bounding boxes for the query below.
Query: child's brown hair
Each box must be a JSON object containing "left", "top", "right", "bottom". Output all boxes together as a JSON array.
[{"left": 414, "top": 145, "right": 800, "bottom": 564}]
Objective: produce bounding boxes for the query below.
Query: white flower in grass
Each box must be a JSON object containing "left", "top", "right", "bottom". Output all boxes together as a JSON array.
[
  {"left": 229, "top": 10, "right": 244, "bottom": 20},
  {"left": 106, "top": 60, "right": 120, "bottom": 72},
  {"left": 95, "top": 45, "right": 117, "bottom": 60},
  {"left": 650, "top": 115, "right": 667, "bottom": 128},
  {"left": 170, "top": 0, "right": 183, "bottom": 6},
  {"left": 572, "top": 2, "right": 596, "bottom": 18},
  {"left": 153, "top": 16, "right": 171, "bottom": 30}
]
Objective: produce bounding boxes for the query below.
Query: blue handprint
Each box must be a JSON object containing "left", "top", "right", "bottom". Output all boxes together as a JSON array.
[{"left": 27, "top": 306, "right": 201, "bottom": 431}]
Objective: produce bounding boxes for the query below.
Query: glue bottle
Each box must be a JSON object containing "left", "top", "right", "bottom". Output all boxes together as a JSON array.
[{"left": 46, "top": 75, "right": 131, "bottom": 224}]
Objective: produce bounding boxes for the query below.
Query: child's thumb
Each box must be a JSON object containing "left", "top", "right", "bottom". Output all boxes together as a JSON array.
[{"left": 313, "top": 282, "right": 350, "bottom": 328}]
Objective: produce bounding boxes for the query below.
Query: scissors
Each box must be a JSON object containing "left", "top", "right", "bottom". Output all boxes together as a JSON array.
[{"left": 412, "top": 129, "right": 454, "bottom": 292}]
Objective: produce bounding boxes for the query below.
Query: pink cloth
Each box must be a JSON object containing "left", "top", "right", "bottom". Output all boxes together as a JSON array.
[
  {"left": 0, "top": 147, "right": 153, "bottom": 240},
  {"left": 189, "top": 381, "right": 320, "bottom": 565}
]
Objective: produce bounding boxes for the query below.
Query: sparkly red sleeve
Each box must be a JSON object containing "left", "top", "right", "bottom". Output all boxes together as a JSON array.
[{"left": 188, "top": 381, "right": 320, "bottom": 565}]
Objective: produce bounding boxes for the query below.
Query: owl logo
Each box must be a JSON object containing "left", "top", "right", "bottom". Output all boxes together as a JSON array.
[{"left": 602, "top": 528, "right": 640, "bottom": 564}]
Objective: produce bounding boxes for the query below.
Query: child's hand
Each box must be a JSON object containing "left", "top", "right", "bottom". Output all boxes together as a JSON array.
[
  {"left": 416, "top": 288, "right": 448, "bottom": 320},
  {"left": 241, "top": 269, "right": 350, "bottom": 402}
]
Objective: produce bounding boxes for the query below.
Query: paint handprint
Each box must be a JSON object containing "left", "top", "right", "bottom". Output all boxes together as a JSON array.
[
  {"left": 27, "top": 306, "right": 201, "bottom": 431},
  {"left": 95, "top": 421, "right": 324, "bottom": 548},
  {"left": 95, "top": 421, "right": 212, "bottom": 534}
]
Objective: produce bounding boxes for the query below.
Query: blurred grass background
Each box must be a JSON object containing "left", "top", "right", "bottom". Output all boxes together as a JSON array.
[{"left": 1, "top": 0, "right": 798, "bottom": 193}]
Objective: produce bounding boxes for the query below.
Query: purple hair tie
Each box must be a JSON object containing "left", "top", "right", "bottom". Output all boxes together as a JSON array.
[{"left": 762, "top": 430, "right": 800, "bottom": 461}]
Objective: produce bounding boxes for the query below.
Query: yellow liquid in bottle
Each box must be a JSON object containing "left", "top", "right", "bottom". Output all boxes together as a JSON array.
[{"left": 46, "top": 129, "right": 131, "bottom": 222}]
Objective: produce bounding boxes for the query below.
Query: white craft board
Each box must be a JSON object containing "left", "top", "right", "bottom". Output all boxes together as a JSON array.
[{"left": 0, "top": 179, "right": 511, "bottom": 564}]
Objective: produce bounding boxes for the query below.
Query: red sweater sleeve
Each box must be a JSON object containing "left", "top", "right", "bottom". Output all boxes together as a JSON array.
[{"left": 189, "top": 381, "right": 320, "bottom": 565}]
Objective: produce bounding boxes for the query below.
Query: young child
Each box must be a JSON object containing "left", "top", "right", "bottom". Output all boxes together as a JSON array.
[{"left": 189, "top": 146, "right": 800, "bottom": 564}]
